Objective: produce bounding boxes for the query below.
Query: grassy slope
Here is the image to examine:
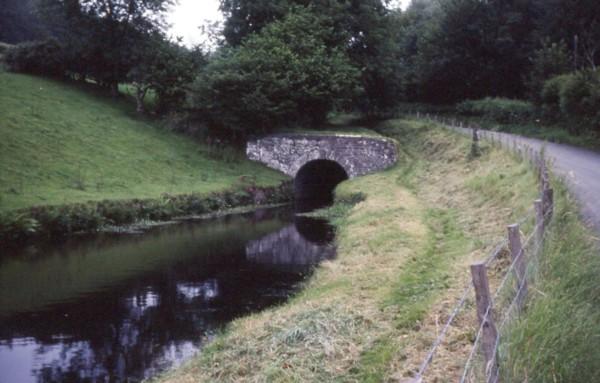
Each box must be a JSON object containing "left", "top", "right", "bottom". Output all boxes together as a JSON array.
[
  {"left": 155, "top": 119, "right": 539, "bottom": 382},
  {"left": 0, "top": 73, "right": 286, "bottom": 211},
  {"left": 503, "top": 181, "right": 600, "bottom": 382}
]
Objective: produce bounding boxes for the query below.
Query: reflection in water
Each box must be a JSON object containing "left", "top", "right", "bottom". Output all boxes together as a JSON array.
[
  {"left": 0, "top": 207, "right": 335, "bottom": 383},
  {"left": 246, "top": 216, "right": 336, "bottom": 272}
]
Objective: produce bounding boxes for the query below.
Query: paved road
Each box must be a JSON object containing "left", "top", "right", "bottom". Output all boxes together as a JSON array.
[{"left": 451, "top": 125, "right": 600, "bottom": 235}]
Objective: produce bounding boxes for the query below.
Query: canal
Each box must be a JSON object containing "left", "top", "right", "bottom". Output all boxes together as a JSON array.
[{"left": 0, "top": 206, "right": 335, "bottom": 382}]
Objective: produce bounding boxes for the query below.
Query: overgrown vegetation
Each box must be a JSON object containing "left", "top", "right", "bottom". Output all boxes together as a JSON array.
[{"left": 502, "top": 183, "right": 600, "bottom": 382}]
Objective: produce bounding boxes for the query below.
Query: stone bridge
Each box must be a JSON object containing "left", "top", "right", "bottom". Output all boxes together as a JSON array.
[{"left": 247, "top": 133, "right": 398, "bottom": 208}]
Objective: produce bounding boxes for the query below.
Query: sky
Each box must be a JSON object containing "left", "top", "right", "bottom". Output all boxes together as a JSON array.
[{"left": 167, "top": 0, "right": 411, "bottom": 47}]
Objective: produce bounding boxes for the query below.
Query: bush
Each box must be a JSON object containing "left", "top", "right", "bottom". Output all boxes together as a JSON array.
[
  {"left": 4, "top": 39, "right": 66, "bottom": 77},
  {"left": 540, "top": 70, "right": 600, "bottom": 132},
  {"left": 456, "top": 97, "right": 535, "bottom": 124}
]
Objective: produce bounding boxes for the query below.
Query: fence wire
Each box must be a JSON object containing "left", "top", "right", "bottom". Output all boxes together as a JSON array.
[
  {"left": 406, "top": 114, "right": 553, "bottom": 383},
  {"left": 459, "top": 211, "right": 550, "bottom": 383}
]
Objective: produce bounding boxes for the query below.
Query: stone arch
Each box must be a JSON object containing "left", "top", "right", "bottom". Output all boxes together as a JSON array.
[
  {"left": 294, "top": 159, "right": 349, "bottom": 212},
  {"left": 246, "top": 133, "right": 398, "bottom": 181}
]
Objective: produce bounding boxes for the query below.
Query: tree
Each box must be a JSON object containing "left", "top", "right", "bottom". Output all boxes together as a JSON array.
[
  {"left": 37, "top": 0, "right": 174, "bottom": 95},
  {"left": 0, "top": 0, "right": 42, "bottom": 44},
  {"left": 128, "top": 35, "right": 206, "bottom": 114},
  {"left": 219, "top": 0, "right": 291, "bottom": 46},
  {"left": 219, "top": 0, "right": 402, "bottom": 116},
  {"left": 414, "top": 0, "right": 537, "bottom": 103},
  {"left": 525, "top": 39, "right": 571, "bottom": 102},
  {"left": 190, "top": 8, "right": 360, "bottom": 140},
  {"left": 535, "top": 0, "right": 600, "bottom": 70}
]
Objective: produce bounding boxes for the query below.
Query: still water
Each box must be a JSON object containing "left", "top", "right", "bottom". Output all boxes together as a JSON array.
[{"left": 0, "top": 207, "right": 335, "bottom": 382}]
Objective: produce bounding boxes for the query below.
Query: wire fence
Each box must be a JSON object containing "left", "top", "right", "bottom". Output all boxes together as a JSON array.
[{"left": 403, "top": 112, "right": 555, "bottom": 383}]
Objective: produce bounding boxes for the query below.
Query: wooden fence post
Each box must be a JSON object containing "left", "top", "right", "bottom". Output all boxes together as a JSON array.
[
  {"left": 542, "top": 188, "right": 554, "bottom": 223},
  {"left": 471, "top": 262, "right": 499, "bottom": 382},
  {"left": 534, "top": 199, "right": 544, "bottom": 252},
  {"left": 508, "top": 224, "right": 528, "bottom": 308},
  {"left": 471, "top": 126, "right": 481, "bottom": 157}
]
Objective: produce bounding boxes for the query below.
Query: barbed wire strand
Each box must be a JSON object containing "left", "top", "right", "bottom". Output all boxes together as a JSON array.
[
  {"left": 463, "top": 213, "right": 550, "bottom": 382},
  {"left": 413, "top": 284, "right": 472, "bottom": 380},
  {"left": 410, "top": 114, "right": 553, "bottom": 382}
]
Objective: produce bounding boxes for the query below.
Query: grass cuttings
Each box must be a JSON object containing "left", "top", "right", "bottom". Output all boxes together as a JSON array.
[
  {"left": 154, "top": 119, "right": 538, "bottom": 383},
  {"left": 0, "top": 72, "right": 286, "bottom": 211},
  {"left": 501, "top": 181, "right": 600, "bottom": 382}
]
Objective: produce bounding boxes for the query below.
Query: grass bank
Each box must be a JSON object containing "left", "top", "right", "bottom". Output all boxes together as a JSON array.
[
  {"left": 502, "top": 181, "right": 600, "bottom": 382},
  {"left": 154, "top": 118, "right": 539, "bottom": 382},
  {"left": 0, "top": 72, "right": 286, "bottom": 212},
  {"left": 0, "top": 72, "right": 292, "bottom": 242}
]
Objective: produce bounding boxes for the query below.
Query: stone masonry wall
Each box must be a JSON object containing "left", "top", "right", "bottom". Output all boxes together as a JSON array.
[{"left": 246, "top": 134, "right": 398, "bottom": 178}]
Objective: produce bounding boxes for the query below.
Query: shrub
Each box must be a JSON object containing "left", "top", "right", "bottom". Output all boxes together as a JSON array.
[
  {"left": 456, "top": 97, "right": 535, "bottom": 124},
  {"left": 4, "top": 39, "right": 66, "bottom": 77},
  {"left": 540, "top": 70, "right": 600, "bottom": 132}
]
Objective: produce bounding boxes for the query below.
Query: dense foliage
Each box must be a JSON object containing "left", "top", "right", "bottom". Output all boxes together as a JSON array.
[
  {"left": 4, "top": 39, "right": 65, "bottom": 77},
  {"left": 0, "top": 0, "right": 41, "bottom": 44},
  {"left": 540, "top": 70, "right": 600, "bottom": 131},
  {"left": 189, "top": 8, "right": 360, "bottom": 139}
]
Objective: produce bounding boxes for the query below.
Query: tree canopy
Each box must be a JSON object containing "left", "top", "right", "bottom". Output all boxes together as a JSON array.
[{"left": 190, "top": 7, "right": 360, "bottom": 139}]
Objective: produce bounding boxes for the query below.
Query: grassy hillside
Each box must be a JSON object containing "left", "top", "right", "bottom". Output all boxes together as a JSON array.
[{"left": 0, "top": 72, "right": 286, "bottom": 211}]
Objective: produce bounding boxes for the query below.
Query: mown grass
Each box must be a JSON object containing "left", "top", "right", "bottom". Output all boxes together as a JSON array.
[
  {"left": 502, "top": 181, "right": 600, "bottom": 382},
  {"left": 153, "top": 119, "right": 539, "bottom": 382},
  {"left": 0, "top": 72, "right": 286, "bottom": 211}
]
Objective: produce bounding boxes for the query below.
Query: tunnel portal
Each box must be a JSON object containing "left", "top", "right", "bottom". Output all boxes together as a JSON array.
[{"left": 294, "top": 160, "right": 349, "bottom": 212}]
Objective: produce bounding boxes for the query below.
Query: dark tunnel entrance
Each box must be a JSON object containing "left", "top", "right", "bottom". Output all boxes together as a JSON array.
[{"left": 294, "top": 160, "right": 349, "bottom": 212}]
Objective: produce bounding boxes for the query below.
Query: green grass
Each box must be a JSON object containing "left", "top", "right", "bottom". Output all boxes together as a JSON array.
[
  {"left": 502, "top": 182, "right": 600, "bottom": 382},
  {"left": 0, "top": 72, "right": 286, "bottom": 211}
]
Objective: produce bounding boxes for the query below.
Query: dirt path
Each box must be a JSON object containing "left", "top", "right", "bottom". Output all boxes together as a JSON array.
[{"left": 451, "top": 124, "right": 600, "bottom": 235}]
